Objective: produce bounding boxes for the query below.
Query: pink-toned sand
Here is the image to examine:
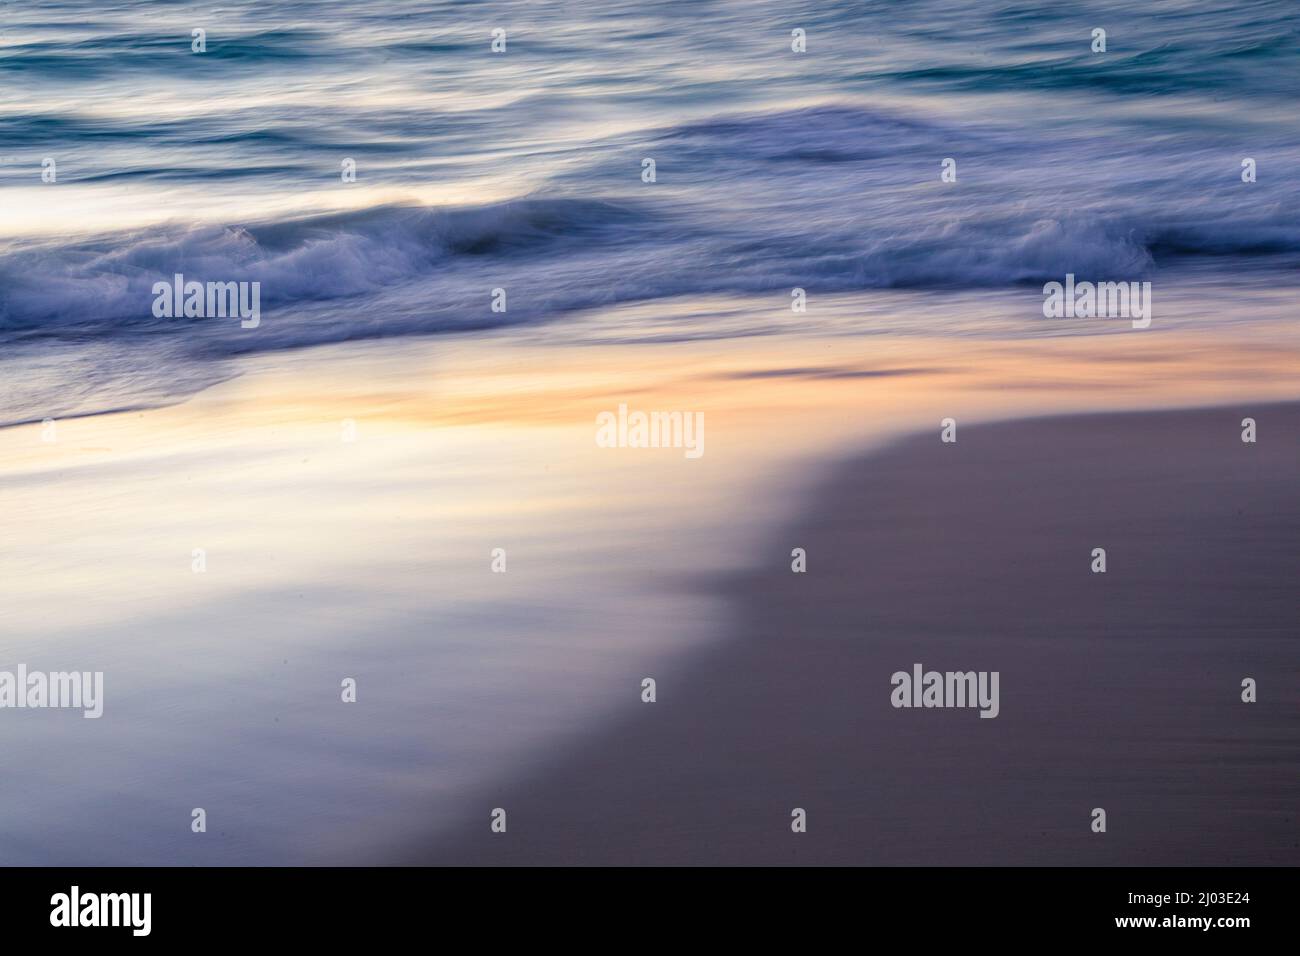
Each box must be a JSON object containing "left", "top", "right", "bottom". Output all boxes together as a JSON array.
[{"left": 420, "top": 403, "right": 1300, "bottom": 865}]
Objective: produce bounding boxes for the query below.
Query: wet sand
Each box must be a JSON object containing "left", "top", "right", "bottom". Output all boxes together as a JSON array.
[{"left": 421, "top": 402, "right": 1300, "bottom": 865}]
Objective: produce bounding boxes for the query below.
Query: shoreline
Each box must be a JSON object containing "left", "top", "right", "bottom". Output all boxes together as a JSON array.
[
  {"left": 415, "top": 400, "right": 1300, "bottom": 865},
  {"left": 4, "top": 321, "right": 1298, "bottom": 864}
]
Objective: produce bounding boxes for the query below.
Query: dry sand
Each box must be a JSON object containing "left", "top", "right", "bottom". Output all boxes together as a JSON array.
[{"left": 420, "top": 402, "right": 1300, "bottom": 865}]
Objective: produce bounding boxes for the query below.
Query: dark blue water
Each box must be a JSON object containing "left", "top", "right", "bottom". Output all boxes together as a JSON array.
[{"left": 2, "top": 0, "right": 1298, "bottom": 422}]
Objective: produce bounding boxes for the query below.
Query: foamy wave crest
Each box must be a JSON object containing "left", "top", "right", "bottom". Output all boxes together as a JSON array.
[
  {"left": 0, "top": 198, "right": 654, "bottom": 335},
  {"left": 5, "top": 106, "right": 1300, "bottom": 361}
]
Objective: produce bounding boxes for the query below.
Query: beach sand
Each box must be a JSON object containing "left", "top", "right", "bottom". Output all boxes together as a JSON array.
[
  {"left": 3, "top": 316, "right": 1297, "bottom": 864},
  {"left": 420, "top": 401, "right": 1300, "bottom": 865}
]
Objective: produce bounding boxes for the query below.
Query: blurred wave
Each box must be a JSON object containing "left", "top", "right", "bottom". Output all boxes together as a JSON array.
[{"left": 2, "top": 0, "right": 1298, "bottom": 420}]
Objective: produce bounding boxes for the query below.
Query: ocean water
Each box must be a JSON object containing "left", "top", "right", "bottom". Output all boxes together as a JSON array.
[
  {"left": 1, "top": 2, "right": 1299, "bottom": 866},
  {"left": 2, "top": 0, "right": 1299, "bottom": 424}
]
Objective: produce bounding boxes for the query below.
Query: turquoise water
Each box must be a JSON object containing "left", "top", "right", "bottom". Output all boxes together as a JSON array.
[{"left": 2, "top": 0, "right": 1298, "bottom": 423}]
